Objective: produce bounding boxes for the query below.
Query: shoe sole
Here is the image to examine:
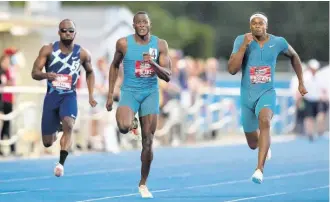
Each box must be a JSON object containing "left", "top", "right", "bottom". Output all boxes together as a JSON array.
[
  {"left": 251, "top": 176, "right": 262, "bottom": 184},
  {"left": 132, "top": 118, "right": 139, "bottom": 130},
  {"left": 139, "top": 187, "right": 153, "bottom": 198},
  {"left": 139, "top": 192, "right": 153, "bottom": 198},
  {"left": 54, "top": 168, "right": 63, "bottom": 177}
]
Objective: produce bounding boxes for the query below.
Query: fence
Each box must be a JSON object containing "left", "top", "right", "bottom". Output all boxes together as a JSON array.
[{"left": 0, "top": 85, "right": 296, "bottom": 157}]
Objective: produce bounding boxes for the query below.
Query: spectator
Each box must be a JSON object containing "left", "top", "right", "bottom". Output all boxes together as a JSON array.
[
  {"left": 302, "top": 59, "right": 323, "bottom": 141},
  {"left": 89, "top": 57, "right": 109, "bottom": 151},
  {"left": 0, "top": 54, "right": 10, "bottom": 155},
  {"left": 315, "top": 65, "right": 329, "bottom": 136},
  {"left": 290, "top": 62, "right": 307, "bottom": 135}
]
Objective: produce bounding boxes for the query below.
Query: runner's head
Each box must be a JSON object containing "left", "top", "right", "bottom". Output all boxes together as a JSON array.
[
  {"left": 58, "top": 19, "right": 76, "bottom": 46},
  {"left": 250, "top": 12, "right": 268, "bottom": 37},
  {"left": 133, "top": 11, "right": 151, "bottom": 37}
]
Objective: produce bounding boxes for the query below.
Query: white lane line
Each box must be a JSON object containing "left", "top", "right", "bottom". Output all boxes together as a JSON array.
[
  {"left": 224, "top": 185, "right": 329, "bottom": 202},
  {"left": 184, "top": 168, "right": 327, "bottom": 189},
  {"left": 0, "top": 188, "right": 50, "bottom": 195},
  {"left": 0, "top": 158, "right": 241, "bottom": 183},
  {"left": 224, "top": 192, "right": 287, "bottom": 202},
  {"left": 76, "top": 168, "right": 328, "bottom": 202}
]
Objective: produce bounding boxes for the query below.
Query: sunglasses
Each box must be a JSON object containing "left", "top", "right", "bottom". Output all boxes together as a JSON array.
[{"left": 60, "top": 28, "right": 75, "bottom": 33}]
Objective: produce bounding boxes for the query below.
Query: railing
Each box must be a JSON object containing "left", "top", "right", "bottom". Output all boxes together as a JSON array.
[
  {"left": 156, "top": 87, "right": 296, "bottom": 142},
  {"left": 0, "top": 86, "right": 296, "bottom": 156}
]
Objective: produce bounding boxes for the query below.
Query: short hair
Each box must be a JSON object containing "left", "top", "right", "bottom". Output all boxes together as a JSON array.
[
  {"left": 59, "top": 19, "right": 76, "bottom": 29},
  {"left": 133, "top": 11, "right": 149, "bottom": 23}
]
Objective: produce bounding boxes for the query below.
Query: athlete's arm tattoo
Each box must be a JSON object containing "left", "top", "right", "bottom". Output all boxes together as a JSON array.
[
  {"left": 108, "top": 38, "right": 126, "bottom": 98},
  {"left": 152, "top": 39, "right": 172, "bottom": 82},
  {"left": 283, "top": 45, "right": 304, "bottom": 84},
  {"left": 31, "top": 45, "right": 51, "bottom": 80},
  {"left": 81, "top": 48, "right": 95, "bottom": 98}
]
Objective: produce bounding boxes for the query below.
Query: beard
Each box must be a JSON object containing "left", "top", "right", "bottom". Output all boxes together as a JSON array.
[{"left": 61, "top": 38, "right": 74, "bottom": 46}]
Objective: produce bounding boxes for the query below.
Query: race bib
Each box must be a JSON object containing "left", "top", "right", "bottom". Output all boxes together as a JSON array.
[
  {"left": 250, "top": 66, "right": 271, "bottom": 84},
  {"left": 135, "top": 61, "right": 155, "bottom": 78},
  {"left": 52, "top": 74, "right": 72, "bottom": 90}
]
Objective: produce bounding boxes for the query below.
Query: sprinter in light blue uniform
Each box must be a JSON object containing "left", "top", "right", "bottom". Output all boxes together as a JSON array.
[
  {"left": 228, "top": 12, "right": 307, "bottom": 184},
  {"left": 106, "top": 11, "right": 171, "bottom": 198},
  {"left": 233, "top": 33, "right": 289, "bottom": 132},
  {"left": 119, "top": 34, "right": 160, "bottom": 117},
  {"left": 32, "top": 19, "right": 97, "bottom": 177}
]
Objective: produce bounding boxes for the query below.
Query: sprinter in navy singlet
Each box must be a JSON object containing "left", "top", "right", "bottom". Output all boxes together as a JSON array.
[{"left": 32, "top": 19, "right": 97, "bottom": 177}]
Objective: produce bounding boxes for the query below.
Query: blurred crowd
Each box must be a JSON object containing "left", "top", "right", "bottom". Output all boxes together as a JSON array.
[
  {"left": 0, "top": 47, "right": 19, "bottom": 156},
  {"left": 290, "top": 59, "right": 329, "bottom": 141}
]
